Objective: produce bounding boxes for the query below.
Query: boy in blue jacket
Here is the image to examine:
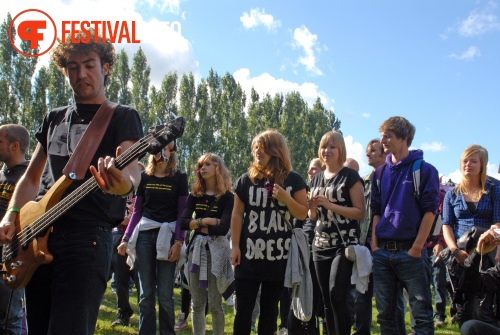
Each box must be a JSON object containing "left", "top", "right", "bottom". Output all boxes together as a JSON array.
[{"left": 371, "top": 116, "right": 440, "bottom": 335}]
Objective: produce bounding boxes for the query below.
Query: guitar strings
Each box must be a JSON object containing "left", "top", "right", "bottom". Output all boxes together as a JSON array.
[{"left": 4, "top": 127, "right": 173, "bottom": 259}]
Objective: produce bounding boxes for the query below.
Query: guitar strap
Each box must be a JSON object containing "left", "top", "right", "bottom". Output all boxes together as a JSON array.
[{"left": 62, "top": 100, "right": 119, "bottom": 180}]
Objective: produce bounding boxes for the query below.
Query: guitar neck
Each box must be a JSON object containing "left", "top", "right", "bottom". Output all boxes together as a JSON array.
[{"left": 33, "top": 131, "right": 158, "bottom": 233}]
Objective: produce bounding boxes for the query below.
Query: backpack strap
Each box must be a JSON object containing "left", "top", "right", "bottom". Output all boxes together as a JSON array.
[
  {"left": 375, "top": 163, "right": 387, "bottom": 195},
  {"left": 412, "top": 158, "right": 424, "bottom": 202}
]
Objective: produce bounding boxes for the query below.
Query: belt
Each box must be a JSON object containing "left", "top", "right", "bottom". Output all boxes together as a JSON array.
[{"left": 378, "top": 239, "right": 414, "bottom": 251}]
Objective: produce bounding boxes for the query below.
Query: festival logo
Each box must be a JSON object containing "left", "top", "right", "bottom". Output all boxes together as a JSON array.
[{"left": 8, "top": 9, "right": 141, "bottom": 57}]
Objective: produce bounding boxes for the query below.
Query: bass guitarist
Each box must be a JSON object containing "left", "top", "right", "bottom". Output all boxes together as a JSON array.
[{"left": 0, "top": 28, "right": 143, "bottom": 335}]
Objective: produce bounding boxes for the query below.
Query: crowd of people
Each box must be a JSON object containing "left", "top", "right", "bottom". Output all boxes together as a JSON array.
[{"left": 1, "top": 27, "right": 500, "bottom": 335}]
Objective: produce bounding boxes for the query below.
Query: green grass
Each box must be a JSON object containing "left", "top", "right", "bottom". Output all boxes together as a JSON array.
[{"left": 94, "top": 283, "right": 460, "bottom": 334}]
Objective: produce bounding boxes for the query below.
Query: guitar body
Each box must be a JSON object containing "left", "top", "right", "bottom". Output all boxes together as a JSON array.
[{"left": 2, "top": 176, "right": 73, "bottom": 290}]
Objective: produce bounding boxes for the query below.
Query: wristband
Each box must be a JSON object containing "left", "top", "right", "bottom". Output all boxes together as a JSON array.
[
  {"left": 452, "top": 248, "right": 460, "bottom": 257},
  {"left": 121, "top": 236, "right": 130, "bottom": 243},
  {"left": 117, "top": 180, "right": 135, "bottom": 198},
  {"left": 197, "top": 218, "right": 203, "bottom": 228},
  {"left": 8, "top": 206, "right": 20, "bottom": 213}
]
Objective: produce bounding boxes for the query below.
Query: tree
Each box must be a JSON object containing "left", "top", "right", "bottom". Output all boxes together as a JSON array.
[
  {"left": 177, "top": 73, "right": 197, "bottom": 175},
  {"left": 12, "top": 38, "right": 39, "bottom": 124},
  {"left": 27, "top": 66, "right": 50, "bottom": 154},
  {"left": 47, "top": 62, "right": 71, "bottom": 108},
  {"left": 280, "top": 91, "right": 308, "bottom": 176},
  {"left": 0, "top": 13, "right": 18, "bottom": 124},
  {"left": 218, "top": 72, "right": 249, "bottom": 178},
  {"left": 131, "top": 47, "right": 151, "bottom": 130}
]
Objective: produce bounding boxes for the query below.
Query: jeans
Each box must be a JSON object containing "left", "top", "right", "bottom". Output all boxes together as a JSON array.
[
  {"left": 25, "top": 225, "right": 112, "bottom": 335},
  {"left": 234, "top": 278, "right": 284, "bottom": 335},
  {"left": 0, "top": 280, "right": 24, "bottom": 335},
  {"left": 428, "top": 251, "right": 447, "bottom": 320},
  {"left": 460, "top": 320, "right": 500, "bottom": 335},
  {"left": 187, "top": 248, "right": 225, "bottom": 335},
  {"left": 373, "top": 248, "right": 434, "bottom": 335},
  {"left": 136, "top": 228, "right": 176, "bottom": 335},
  {"left": 314, "top": 249, "right": 353, "bottom": 335},
  {"left": 111, "top": 230, "right": 136, "bottom": 315}
]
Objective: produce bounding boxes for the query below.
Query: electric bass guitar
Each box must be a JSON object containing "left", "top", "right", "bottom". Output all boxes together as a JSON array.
[{"left": 1, "top": 117, "right": 186, "bottom": 290}]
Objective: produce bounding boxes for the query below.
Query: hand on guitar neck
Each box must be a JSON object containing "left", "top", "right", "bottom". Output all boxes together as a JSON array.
[{"left": 89, "top": 145, "right": 139, "bottom": 197}]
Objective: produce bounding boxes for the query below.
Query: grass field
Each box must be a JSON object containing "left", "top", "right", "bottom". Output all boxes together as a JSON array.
[{"left": 94, "top": 282, "right": 460, "bottom": 334}]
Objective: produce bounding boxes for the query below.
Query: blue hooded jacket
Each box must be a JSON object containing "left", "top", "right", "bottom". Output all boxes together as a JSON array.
[{"left": 370, "top": 149, "right": 440, "bottom": 240}]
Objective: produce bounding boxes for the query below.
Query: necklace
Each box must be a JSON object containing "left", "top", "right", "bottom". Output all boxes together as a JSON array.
[{"left": 324, "top": 166, "right": 342, "bottom": 181}]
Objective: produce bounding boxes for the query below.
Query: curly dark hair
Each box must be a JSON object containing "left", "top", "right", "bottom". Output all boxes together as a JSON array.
[{"left": 50, "top": 28, "right": 115, "bottom": 85}]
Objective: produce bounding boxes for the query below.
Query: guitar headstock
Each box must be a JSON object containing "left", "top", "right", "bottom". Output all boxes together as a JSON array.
[
  {"left": 114, "top": 116, "right": 186, "bottom": 169},
  {"left": 146, "top": 116, "right": 186, "bottom": 155}
]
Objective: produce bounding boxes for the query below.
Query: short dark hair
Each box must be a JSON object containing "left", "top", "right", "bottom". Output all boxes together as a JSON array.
[
  {"left": 50, "top": 28, "right": 115, "bottom": 85},
  {"left": 366, "top": 139, "right": 384, "bottom": 155},
  {"left": 0, "top": 124, "right": 30, "bottom": 154},
  {"left": 379, "top": 116, "right": 415, "bottom": 147}
]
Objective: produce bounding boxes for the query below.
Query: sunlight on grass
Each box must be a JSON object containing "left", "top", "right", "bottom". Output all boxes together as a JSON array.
[{"left": 95, "top": 281, "right": 459, "bottom": 334}]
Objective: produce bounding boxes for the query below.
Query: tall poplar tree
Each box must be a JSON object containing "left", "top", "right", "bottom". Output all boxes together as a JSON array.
[
  {"left": 0, "top": 13, "right": 18, "bottom": 123},
  {"left": 177, "top": 73, "right": 197, "bottom": 175},
  {"left": 131, "top": 47, "right": 151, "bottom": 130}
]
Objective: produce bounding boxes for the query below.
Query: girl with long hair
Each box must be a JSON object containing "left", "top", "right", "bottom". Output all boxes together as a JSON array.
[
  {"left": 180, "top": 153, "right": 234, "bottom": 335},
  {"left": 230, "top": 129, "right": 308, "bottom": 335},
  {"left": 442, "top": 144, "right": 500, "bottom": 327},
  {"left": 117, "top": 141, "right": 188, "bottom": 335},
  {"left": 308, "top": 131, "right": 365, "bottom": 335}
]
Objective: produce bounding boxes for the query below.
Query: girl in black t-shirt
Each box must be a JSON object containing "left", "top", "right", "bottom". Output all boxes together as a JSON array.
[
  {"left": 118, "top": 141, "right": 188, "bottom": 335},
  {"left": 308, "top": 131, "right": 365, "bottom": 335},
  {"left": 180, "top": 153, "right": 234, "bottom": 335},
  {"left": 230, "top": 129, "right": 308, "bottom": 335}
]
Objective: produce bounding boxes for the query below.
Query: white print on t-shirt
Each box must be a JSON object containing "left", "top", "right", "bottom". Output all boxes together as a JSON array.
[
  {"left": 47, "top": 122, "right": 88, "bottom": 156},
  {"left": 244, "top": 184, "right": 293, "bottom": 261},
  {"left": 245, "top": 237, "right": 290, "bottom": 261},
  {"left": 314, "top": 227, "right": 358, "bottom": 248},
  {"left": 311, "top": 181, "right": 353, "bottom": 228}
]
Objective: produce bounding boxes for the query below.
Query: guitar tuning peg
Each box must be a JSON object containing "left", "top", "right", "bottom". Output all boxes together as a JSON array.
[{"left": 6, "top": 275, "right": 16, "bottom": 283}]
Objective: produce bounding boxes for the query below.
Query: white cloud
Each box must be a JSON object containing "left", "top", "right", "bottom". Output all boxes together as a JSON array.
[
  {"left": 344, "top": 135, "right": 370, "bottom": 176},
  {"left": 362, "top": 113, "right": 370, "bottom": 118},
  {"left": 158, "top": 0, "right": 182, "bottom": 14},
  {"left": 441, "top": 163, "right": 500, "bottom": 185},
  {"left": 449, "top": 46, "right": 481, "bottom": 61},
  {"left": 292, "top": 25, "right": 322, "bottom": 76},
  {"left": 233, "top": 68, "right": 331, "bottom": 110},
  {"left": 420, "top": 141, "right": 447, "bottom": 152},
  {"left": 458, "top": 2, "right": 500, "bottom": 37},
  {"left": 240, "top": 8, "right": 281, "bottom": 32},
  {"left": 442, "top": 169, "right": 462, "bottom": 184}
]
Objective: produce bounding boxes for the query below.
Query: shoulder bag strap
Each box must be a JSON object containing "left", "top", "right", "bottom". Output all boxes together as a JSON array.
[
  {"left": 271, "top": 197, "right": 294, "bottom": 233},
  {"left": 62, "top": 100, "right": 119, "bottom": 180}
]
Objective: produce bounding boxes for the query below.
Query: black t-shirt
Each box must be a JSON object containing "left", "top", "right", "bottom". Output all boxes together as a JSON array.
[
  {"left": 137, "top": 170, "right": 189, "bottom": 223},
  {"left": 35, "top": 103, "right": 143, "bottom": 227},
  {"left": 309, "top": 167, "right": 362, "bottom": 261},
  {"left": 0, "top": 162, "right": 28, "bottom": 217},
  {"left": 180, "top": 191, "right": 234, "bottom": 237},
  {"left": 233, "top": 171, "right": 307, "bottom": 281}
]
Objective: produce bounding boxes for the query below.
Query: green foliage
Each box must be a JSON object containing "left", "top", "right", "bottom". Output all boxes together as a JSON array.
[{"left": 131, "top": 47, "right": 151, "bottom": 131}]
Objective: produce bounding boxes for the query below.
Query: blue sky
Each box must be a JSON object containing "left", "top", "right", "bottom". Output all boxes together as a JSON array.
[{"left": 3, "top": 0, "right": 500, "bottom": 182}]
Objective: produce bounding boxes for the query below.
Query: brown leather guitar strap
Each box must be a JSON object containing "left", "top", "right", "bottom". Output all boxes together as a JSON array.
[{"left": 62, "top": 100, "right": 119, "bottom": 180}]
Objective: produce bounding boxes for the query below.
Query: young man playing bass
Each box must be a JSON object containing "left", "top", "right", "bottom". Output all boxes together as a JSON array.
[{"left": 0, "top": 29, "right": 143, "bottom": 335}]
